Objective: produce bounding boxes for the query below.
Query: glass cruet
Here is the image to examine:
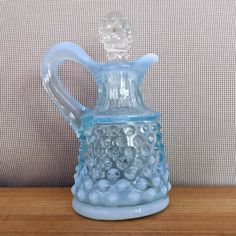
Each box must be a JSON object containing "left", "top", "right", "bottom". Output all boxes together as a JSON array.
[{"left": 41, "top": 11, "right": 171, "bottom": 220}]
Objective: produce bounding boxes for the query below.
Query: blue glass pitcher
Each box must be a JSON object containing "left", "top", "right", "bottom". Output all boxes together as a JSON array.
[{"left": 41, "top": 12, "right": 171, "bottom": 220}]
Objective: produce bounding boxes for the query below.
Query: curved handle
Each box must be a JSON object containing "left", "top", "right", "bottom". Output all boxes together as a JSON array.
[{"left": 41, "top": 42, "right": 97, "bottom": 129}]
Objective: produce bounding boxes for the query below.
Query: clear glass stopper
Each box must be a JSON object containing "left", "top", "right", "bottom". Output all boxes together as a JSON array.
[{"left": 99, "top": 11, "right": 132, "bottom": 61}]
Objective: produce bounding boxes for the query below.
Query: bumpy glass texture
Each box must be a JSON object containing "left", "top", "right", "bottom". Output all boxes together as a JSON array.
[
  {"left": 99, "top": 11, "right": 132, "bottom": 61},
  {"left": 71, "top": 120, "right": 170, "bottom": 207}
]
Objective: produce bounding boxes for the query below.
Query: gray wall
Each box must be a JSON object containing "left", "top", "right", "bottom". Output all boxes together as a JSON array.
[{"left": 1, "top": 0, "right": 235, "bottom": 186}]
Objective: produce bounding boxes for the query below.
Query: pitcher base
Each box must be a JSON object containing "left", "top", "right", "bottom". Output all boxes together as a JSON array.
[{"left": 72, "top": 196, "right": 169, "bottom": 220}]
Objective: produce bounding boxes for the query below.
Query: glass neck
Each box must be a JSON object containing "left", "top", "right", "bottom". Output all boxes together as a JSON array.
[{"left": 94, "top": 70, "right": 147, "bottom": 115}]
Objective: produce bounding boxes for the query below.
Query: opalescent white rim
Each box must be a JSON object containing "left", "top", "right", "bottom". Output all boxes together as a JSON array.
[{"left": 72, "top": 196, "right": 169, "bottom": 220}]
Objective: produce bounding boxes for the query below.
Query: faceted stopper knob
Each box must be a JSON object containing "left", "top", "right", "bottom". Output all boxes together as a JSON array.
[{"left": 99, "top": 11, "right": 132, "bottom": 61}]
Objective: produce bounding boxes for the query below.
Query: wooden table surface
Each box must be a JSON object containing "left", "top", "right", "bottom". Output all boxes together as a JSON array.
[{"left": 0, "top": 187, "right": 235, "bottom": 235}]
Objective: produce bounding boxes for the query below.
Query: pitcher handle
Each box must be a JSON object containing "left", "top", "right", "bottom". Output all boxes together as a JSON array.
[{"left": 41, "top": 42, "right": 96, "bottom": 129}]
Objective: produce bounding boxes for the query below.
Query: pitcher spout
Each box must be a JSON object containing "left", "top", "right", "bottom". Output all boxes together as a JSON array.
[{"left": 132, "top": 53, "right": 159, "bottom": 76}]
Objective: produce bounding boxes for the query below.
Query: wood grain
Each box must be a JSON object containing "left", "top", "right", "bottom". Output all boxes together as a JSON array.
[{"left": 0, "top": 187, "right": 235, "bottom": 235}]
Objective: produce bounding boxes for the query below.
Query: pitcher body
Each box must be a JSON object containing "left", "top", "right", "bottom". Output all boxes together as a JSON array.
[{"left": 41, "top": 11, "right": 171, "bottom": 220}]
